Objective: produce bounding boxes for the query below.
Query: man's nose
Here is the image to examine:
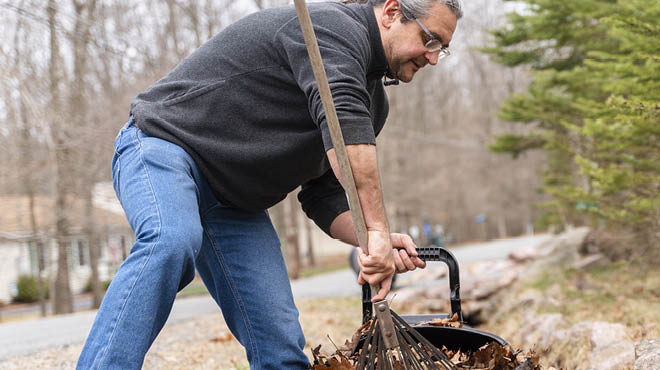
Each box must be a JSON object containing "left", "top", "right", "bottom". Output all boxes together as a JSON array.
[{"left": 425, "top": 50, "right": 440, "bottom": 65}]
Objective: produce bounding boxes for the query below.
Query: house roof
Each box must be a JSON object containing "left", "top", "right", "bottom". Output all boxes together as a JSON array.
[{"left": 0, "top": 192, "right": 130, "bottom": 237}]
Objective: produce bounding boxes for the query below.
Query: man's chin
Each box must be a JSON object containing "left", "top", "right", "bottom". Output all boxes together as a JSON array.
[
  {"left": 390, "top": 66, "right": 414, "bottom": 83},
  {"left": 397, "top": 72, "right": 414, "bottom": 83}
]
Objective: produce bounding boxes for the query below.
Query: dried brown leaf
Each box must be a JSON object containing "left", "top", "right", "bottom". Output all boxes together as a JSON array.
[
  {"left": 339, "top": 321, "right": 371, "bottom": 356},
  {"left": 209, "top": 333, "right": 233, "bottom": 343},
  {"left": 326, "top": 357, "right": 353, "bottom": 370},
  {"left": 424, "top": 312, "right": 463, "bottom": 328}
]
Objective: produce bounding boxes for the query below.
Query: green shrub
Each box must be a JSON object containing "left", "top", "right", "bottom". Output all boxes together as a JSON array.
[{"left": 13, "top": 275, "right": 49, "bottom": 303}]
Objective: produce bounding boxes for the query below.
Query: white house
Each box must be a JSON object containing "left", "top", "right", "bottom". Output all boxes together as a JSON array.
[
  {"left": 0, "top": 183, "right": 355, "bottom": 304},
  {"left": 0, "top": 191, "right": 133, "bottom": 304}
]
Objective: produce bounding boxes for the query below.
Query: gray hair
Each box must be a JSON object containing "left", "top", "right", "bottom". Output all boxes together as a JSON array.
[{"left": 342, "top": 0, "right": 463, "bottom": 20}]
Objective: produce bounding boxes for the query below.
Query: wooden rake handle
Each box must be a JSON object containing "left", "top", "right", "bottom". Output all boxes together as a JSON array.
[
  {"left": 293, "top": 0, "right": 385, "bottom": 298},
  {"left": 293, "top": 0, "right": 369, "bottom": 255}
]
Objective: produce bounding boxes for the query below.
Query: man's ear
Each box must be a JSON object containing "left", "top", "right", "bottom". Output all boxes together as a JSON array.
[{"left": 380, "top": 0, "right": 401, "bottom": 29}]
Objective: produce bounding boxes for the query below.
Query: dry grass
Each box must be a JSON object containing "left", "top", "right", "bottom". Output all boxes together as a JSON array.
[
  {"left": 0, "top": 297, "right": 364, "bottom": 370},
  {"left": 527, "top": 261, "right": 660, "bottom": 340},
  {"left": 483, "top": 258, "right": 660, "bottom": 369}
]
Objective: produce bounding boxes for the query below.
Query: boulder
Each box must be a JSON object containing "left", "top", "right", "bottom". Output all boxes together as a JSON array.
[
  {"left": 519, "top": 313, "right": 563, "bottom": 351},
  {"left": 553, "top": 321, "right": 635, "bottom": 370},
  {"left": 389, "top": 287, "right": 426, "bottom": 304},
  {"left": 634, "top": 338, "right": 660, "bottom": 370},
  {"left": 573, "top": 253, "right": 607, "bottom": 270},
  {"left": 590, "top": 322, "right": 629, "bottom": 349},
  {"left": 398, "top": 265, "right": 448, "bottom": 285},
  {"left": 537, "top": 227, "right": 591, "bottom": 257},
  {"left": 467, "top": 270, "right": 518, "bottom": 300},
  {"left": 590, "top": 340, "right": 635, "bottom": 370},
  {"left": 508, "top": 246, "right": 539, "bottom": 263},
  {"left": 425, "top": 284, "right": 451, "bottom": 302},
  {"left": 467, "top": 259, "right": 517, "bottom": 275},
  {"left": 523, "top": 227, "right": 590, "bottom": 278}
]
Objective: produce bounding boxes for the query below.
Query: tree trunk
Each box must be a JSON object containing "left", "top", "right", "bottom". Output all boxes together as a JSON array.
[
  {"left": 283, "top": 194, "right": 300, "bottom": 279},
  {"left": 71, "top": 0, "right": 101, "bottom": 308},
  {"left": 185, "top": 1, "right": 202, "bottom": 47},
  {"left": 497, "top": 216, "right": 508, "bottom": 239},
  {"left": 165, "top": 0, "right": 182, "bottom": 57},
  {"left": 305, "top": 218, "right": 315, "bottom": 267},
  {"left": 48, "top": 0, "right": 74, "bottom": 315},
  {"left": 17, "top": 52, "right": 47, "bottom": 318},
  {"left": 86, "top": 193, "right": 102, "bottom": 308},
  {"left": 24, "top": 143, "right": 46, "bottom": 317},
  {"left": 121, "top": 236, "right": 128, "bottom": 261}
]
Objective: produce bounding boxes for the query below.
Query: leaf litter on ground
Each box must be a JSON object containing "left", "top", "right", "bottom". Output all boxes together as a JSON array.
[{"left": 309, "top": 314, "right": 545, "bottom": 370}]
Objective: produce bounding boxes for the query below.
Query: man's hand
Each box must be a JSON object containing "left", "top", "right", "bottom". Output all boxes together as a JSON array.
[
  {"left": 356, "top": 230, "right": 395, "bottom": 301},
  {"left": 355, "top": 231, "right": 426, "bottom": 301},
  {"left": 390, "top": 233, "right": 426, "bottom": 273}
]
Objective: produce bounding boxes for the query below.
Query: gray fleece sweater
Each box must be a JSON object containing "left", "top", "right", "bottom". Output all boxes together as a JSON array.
[{"left": 130, "top": 2, "right": 389, "bottom": 234}]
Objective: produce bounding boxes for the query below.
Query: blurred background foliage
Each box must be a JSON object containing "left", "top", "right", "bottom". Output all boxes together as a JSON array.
[{"left": 484, "top": 0, "right": 659, "bottom": 255}]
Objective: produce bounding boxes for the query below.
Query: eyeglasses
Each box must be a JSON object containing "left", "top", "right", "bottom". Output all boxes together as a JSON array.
[
  {"left": 402, "top": 7, "right": 451, "bottom": 60},
  {"left": 413, "top": 17, "right": 450, "bottom": 59}
]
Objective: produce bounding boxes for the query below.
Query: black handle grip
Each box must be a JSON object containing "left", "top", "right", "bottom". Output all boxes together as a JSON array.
[{"left": 362, "top": 246, "right": 463, "bottom": 324}]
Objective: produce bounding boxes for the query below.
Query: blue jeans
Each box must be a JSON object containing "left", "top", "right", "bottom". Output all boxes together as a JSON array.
[{"left": 77, "top": 119, "right": 308, "bottom": 369}]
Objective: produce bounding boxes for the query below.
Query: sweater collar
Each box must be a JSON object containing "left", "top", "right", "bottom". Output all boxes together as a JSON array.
[{"left": 357, "top": 3, "right": 388, "bottom": 81}]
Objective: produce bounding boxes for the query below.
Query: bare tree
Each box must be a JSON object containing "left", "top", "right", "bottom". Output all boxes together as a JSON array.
[
  {"left": 282, "top": 193, "right": 301, "bottom": 279},
  {"left": 305, "top": 218, "right": 316, "bottom": 267},
  {"left": 67, "top": 0, "right": 103, "bottom": 308},
  {"left": 15, "top": 17, "right": 48, "bottom": 317},
  {"left": 48, "top": 0, "right": 74, "bottom": 315}
]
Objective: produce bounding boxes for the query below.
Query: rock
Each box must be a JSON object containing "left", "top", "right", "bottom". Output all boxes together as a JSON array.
[
  {"left": 553, "top": 321, "right": 592, "bottom": 344},
  {"left": 636, "top": 338, "right": 660, "bottom": 357},
  {"left": 467, "top": 270, "right": 518, "bottom": 300},
  {"left": 398, "top": 265, "right": 448, "bottom": 285},
  {"left": 524, "top": 228, "right": 589, "bottom": 278},
  {"left": 517, "top": 289, "right": 544, "bottom": 305},
  {"left": 590, "top": 340, "right": 635, "bottom": 370},
  {"left": 590, "top": 322, "right": 629, "bottom": 349},
  {"left": 537, "top": 227, "right": 590, "bottom": 257},
  {"left": 519, "top": 313, "right": 563, "bottom": 351},
  {"left": 467, "top": 259, "right": 516, "bottom": 276},
  {"left": 461, "top": 299, "right": 491, "bottom": 318},
  {"left": 635, "top": 355, "right": 660, "bottom": 370},
  {"left": 573, "top": 253, "right": 607, "bottom": 270},
  {"left": 634, "top": 338, "right": 660, "bottom": 370},
  {"left": 425, "top": 284, "right": 451, "bottom": 301},
  {"left": 553, "top": 321, "right": 635, "bottom": 370},
  {"left": 389, "top": 287, "right": 426, "bottom": 304},
  {"left": 509, "top": 246, "right": 539, "bottom": 263}
]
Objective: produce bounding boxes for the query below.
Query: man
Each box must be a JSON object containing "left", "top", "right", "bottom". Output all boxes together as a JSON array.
[{"left": 77, "top": 0, "right": 461, "bottom": 368}]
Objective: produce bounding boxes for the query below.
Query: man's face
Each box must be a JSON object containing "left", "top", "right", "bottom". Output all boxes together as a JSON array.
[{"left": 381, "top": 1, "right": 457, "bottom": 83}]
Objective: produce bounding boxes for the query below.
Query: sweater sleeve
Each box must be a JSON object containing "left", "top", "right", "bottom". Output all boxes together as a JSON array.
[
  {"left": 297, "top": 169, "right": 350, "bottom": 237},
  {"left": 275, "top": 8, "right": 376, "bottom": 151}
]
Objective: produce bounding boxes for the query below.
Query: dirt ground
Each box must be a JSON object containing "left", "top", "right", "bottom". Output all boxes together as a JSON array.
[{"left": 0, "top": 297, "right": 364, "bottom": 370}]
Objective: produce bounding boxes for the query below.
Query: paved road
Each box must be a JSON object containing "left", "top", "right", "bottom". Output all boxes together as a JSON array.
[{"left": 0, "top": 234, "right": 550, "bottom": 360}]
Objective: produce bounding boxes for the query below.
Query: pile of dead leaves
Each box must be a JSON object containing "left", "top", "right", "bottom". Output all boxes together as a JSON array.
[
  {"left": 309, "top": 314, "right": 544, "bottom": 370},
  {"left": 310, "top": 342, "right": 542, "bottom": 370},
  {"left": 310, "top": 348, "right": 354, "bottom": 370},
  {"left": 443, "top": 342, "right": 540, "bottom": 370}
]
